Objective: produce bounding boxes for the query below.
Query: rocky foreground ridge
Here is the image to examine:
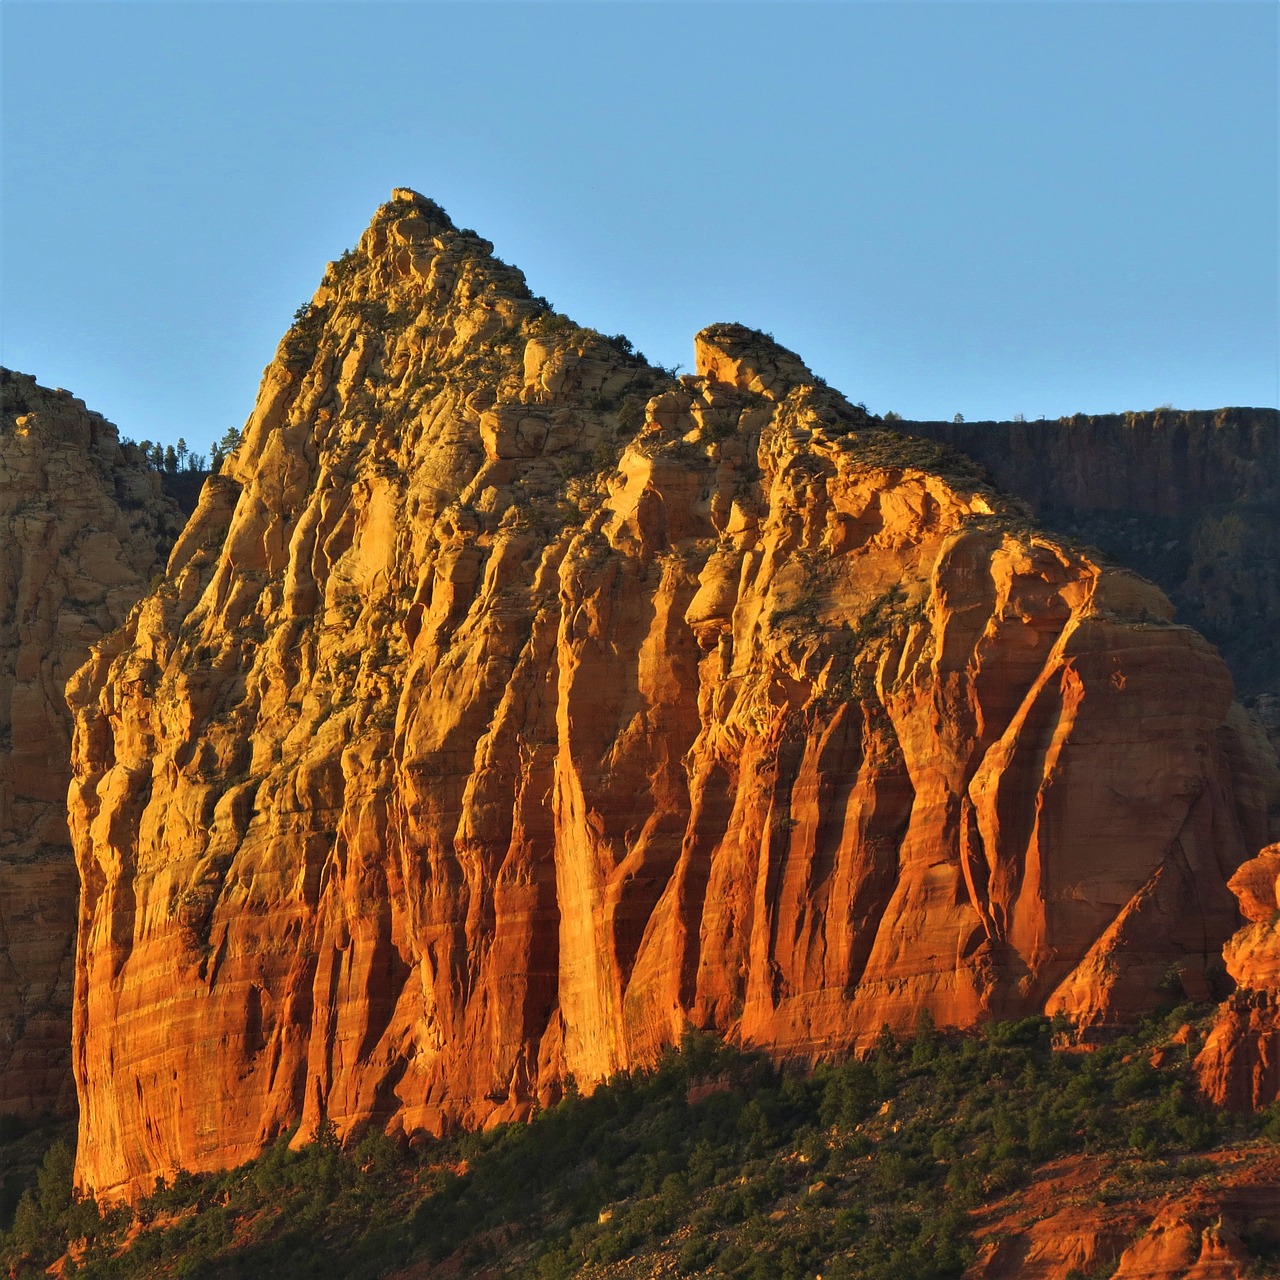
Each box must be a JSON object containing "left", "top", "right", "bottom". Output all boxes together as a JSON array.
[
  {"left": 64, "top": 190, "right": 1280, "bottom": 1202},
  {"left": 0, "top": 372, "right": 182, "bottom": 1118}
]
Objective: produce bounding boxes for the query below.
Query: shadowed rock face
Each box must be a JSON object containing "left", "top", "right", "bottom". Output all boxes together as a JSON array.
[
  {"left": 65, "top": 191, "right": 1280, "bottom": 1201},
  {"left": 0, "top": 371, "right": 183, "bottom": 1119}
]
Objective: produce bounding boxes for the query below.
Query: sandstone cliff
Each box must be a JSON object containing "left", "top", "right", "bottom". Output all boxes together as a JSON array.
[
  {"left": 0, "top": 371, "right": 182, "bottom": 1119},
  {"left": 66, "top": 190, "right": 1280, "bottom": 1201},
  {"left": 1195, "top": 843, "right": 1280, "bottom": 1112},
  {"left": 908, "top": 412, "right": 1280, "bottom": 713}
]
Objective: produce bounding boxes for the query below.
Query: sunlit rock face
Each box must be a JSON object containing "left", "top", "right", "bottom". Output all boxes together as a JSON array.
[
  {"left": 1196, "top": 844, "right": 1280, "bottom": 1112},
  {"left": 0, "top": 370, "right": 182, "bottom": 1119},
  {"left": 66, "top": 190, "right": 1280, "bottom": 1201},
  {"left": 963, "top": 1146, "right": 1278, "bottom": 1280}
]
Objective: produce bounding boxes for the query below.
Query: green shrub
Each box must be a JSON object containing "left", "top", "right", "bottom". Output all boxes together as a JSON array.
[{"left": 678, "top": 1232, "right": 718, "bottom": 1272}]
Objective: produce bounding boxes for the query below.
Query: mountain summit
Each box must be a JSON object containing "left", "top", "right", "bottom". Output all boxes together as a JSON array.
[{"left": 64, "top": 191, "right": 1278, "bottom": 1201}]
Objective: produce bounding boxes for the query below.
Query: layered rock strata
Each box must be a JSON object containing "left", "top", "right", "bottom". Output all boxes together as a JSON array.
[
  {"left": 1196, "top": 844, "right": 1280, "bottom": 1111},
  {"left": 67, "top": 190, "right": 1280, "bottom": 1200},
  {"left": 0, "top": 371, "right": 182, "bottom": 1118}
]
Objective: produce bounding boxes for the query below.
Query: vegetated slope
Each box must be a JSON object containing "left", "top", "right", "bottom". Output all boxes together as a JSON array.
[
  {"left": 66, "top": 189, "right": 1280, "bottom": 1203},
  {"left": 2, "top": 1016, "right": 1277, "bottom": 1279},
  {"left": 0, "top": 371, "right": 184, "bottom": 1120},
  {"left": 907, "top": 412, "right": 1280, "bottom": 729}
]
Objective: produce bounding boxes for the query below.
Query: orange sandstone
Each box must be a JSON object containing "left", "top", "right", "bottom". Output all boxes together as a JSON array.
[
  {"left": 1196, "top": 843, "right": 1280, "bottom": 1111},
  {"left": 965, "top": 1148, "right": 1278, "bottom": 1280},
  {"left": 65, "top": 192, "right": 1280, "bottom": 1201}
]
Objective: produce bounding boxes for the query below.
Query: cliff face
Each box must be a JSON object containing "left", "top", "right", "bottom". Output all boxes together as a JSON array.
[
  {"left": 66, "top": 191, "right": 1280, "bottom": 1201},
  {"left": 0, "top": 371, "right": 182, "bottom": 1119},
  {"left": 908, "top": 413, "right": 1280, "bottom": 709},
  {"left": 1195, "top": 844, "right": 1280, "bottom": 1112},
  {"left": 966, "top": 1147, "right": 1278, "bottom": 1280},
  {"left": 905, "top": 411, "right": 1277, "bottom": 519}
]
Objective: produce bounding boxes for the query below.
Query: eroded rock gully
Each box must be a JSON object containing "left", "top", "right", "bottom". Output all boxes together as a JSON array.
[
  {"left": 65, "top": 190, "right": 1280, "bottom": 1200},
  {"left": 1, "top": 371, "right": 182, "bottom": 1118}
]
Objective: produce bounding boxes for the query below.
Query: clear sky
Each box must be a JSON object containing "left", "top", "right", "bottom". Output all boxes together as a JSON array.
[{"left": 3, "top": 2, "right": 1276, "bottom": 454}]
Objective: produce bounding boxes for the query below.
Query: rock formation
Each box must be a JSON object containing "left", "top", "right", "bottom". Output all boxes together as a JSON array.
[
  {"left": 906, "top": 411, "right": 1278, "bottom": 522},
  {"left": 65, "top": 190, "right": 1280, "bottom": 1201},
  {"left": 966, "top": 1146, "right": 1279, "bottom": 1280},
  {"left": 0, "top": 371, "right": 182, "bottom": 1119},
  {"left": 908, "top": 411, "right": 1280, "bottom": 720},
  {"left": 1196, "top": 843, "right": 1280, "bottom": 1111}
]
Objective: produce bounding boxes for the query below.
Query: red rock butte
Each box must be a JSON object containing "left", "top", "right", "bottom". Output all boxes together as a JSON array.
[{"left": 62, "top": 190, "right": 1280, "bottom": 1202}]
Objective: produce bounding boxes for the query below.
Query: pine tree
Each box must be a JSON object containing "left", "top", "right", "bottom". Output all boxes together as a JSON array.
[{"left": 210, "top": 426, "right": 243, "bottom": 470}]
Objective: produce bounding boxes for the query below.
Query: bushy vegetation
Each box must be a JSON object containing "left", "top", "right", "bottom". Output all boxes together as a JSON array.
[
  {"left": 2, "top": 1013, "right": 1273, "bottom": 1279},
  {"left": 110, "top": 430, "right": 221, "bottom": 515},
  {"left": 833, "top": 427, "right": 993, "bottom": 492}
]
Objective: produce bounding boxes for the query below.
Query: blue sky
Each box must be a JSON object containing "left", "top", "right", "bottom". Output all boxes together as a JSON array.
[{"left": 3, "top": 2, "right": 1276, "bottom": 453}]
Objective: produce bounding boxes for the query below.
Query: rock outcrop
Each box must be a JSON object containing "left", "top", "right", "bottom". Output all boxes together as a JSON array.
[
  {"left": 966, "top": 1147, "right": 1279, "bottom": 1280},
  {"left": 908, "top": 412, "right": 1280, "bottom": 714},
  {"left": 1196, "top": 844, "right": 1280, "bottom": 1111},
  {"left": 66, "top": 191, "right": 1280, "bottom": 1201},
  {"left": 0, "top": 371, "right": 182, "bottom": 1119}
]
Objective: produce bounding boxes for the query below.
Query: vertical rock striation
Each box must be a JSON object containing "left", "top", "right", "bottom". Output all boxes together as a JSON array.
[
  {"left": 66, "top": 192, "right": 1280, "bottom": 1201},
  {"left": 905, "top": 411, "right": 1278, "bottom": 519},
  {"left": 1, "top": 371, "right": 182, "bottom": 1118}
]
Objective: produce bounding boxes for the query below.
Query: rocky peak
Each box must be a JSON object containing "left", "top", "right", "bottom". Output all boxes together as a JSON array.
[
  {"left": 694, "top": 323, "right": 818, "bottom": 400},
  {"left": 388, "top": 186, "right": 451, "bottom": 223},
  {"left": 224, "top": 188, "right": 670, "bottom": 523},
  {"left": 63, "top": 195, "right": 1279, "bottom": 1202}
]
